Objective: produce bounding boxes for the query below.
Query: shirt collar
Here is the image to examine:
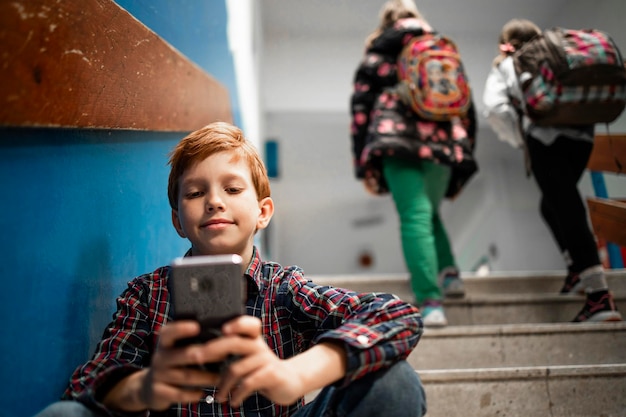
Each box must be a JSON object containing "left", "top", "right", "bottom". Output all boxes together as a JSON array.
[{"left": 244, "top": 246, "right": 264, "bottom": 292}]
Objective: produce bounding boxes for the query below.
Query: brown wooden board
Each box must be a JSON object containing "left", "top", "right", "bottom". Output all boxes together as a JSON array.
[
  {"left": 0, "top": 0, "right": 232, "bottom": 131},
  {"left": 587, "top": 197, "right": 626, "bottom": 247},
  {"left": 587, "top": 134, "right": 626, "bottom": 174}
]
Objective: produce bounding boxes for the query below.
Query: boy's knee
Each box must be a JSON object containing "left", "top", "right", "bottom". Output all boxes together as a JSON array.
[
  {"left": 369, "top": 360, "right": 425, "bottom": 399},
  {"left": 341, "top": 360, "right": 427, "bottom": 417},
  {"left": 33, "top": 401, "right": 100, "bottom": 417}
]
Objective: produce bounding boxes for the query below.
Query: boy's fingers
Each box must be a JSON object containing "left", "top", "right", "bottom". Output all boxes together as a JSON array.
[
  {"left": 158, "top": 321, "right": 201, "bottom": 348},
  {"left": 154, "top": 322, "right": 220, "bottom": 370},
  {"left": 222, "top": 315, "right": 262, "bottom": 338},
  {"left": 214, "top": 350, "right": 267, "bottom": 403},
  {"left": 155, "top": 318, "right": 265, "bottom": 380}
]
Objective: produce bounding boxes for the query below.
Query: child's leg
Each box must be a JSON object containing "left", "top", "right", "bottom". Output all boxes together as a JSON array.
[
  {"left": 294, "top": 360, "right": 426, "bottom": 417},
  {"left": 33, "top": 401, "right": 103, "bottom": 417},
  {"left": 526, "top": 136, "right": 599, "bottom": 272},
  {"left": 422, "top": 162, "right": 455, "bottom": 272},
  {"left": 539, "top": 196, "right": 570, "bottom": 266},
  {"left": 382, "top": 157, "right": 440, "bottom": 305}
]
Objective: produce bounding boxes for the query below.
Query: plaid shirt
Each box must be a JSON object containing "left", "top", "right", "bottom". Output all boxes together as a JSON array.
[{"left": 64, "top": 247, "right": 422, "bottom": 416}]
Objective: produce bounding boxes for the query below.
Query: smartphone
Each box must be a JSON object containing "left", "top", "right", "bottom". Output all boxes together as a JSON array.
[{"left": 168, "top": 254, "right": 245, "bottom": 348}]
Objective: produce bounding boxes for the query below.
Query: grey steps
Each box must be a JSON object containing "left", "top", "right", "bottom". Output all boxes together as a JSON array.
[
  {"left": 312, "top": 270, "right": 626, "bottom": 325},
  {"left": 308, "top": 271, "right": 626, "bottom": 415},
  {"left": 304, "top": 363, "right": 626, "bottom": 415},
  {"left": 310, "top": 269, "right": 626, "bottom": 300},
  {"left": 444, "top": 293, "right": 626, "bottom": 325},
  {"left": 410, "top": 322, "right": 626, "bottom": 370},
  {"left": 420, "top": 363, "right": 626, "bottom": 417},
  {"left": 463, "top": 270, "right": 626, "bottom": 295}
]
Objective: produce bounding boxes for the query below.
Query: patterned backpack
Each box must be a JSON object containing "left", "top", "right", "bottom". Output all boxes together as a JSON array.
[
  {"left": 397, "top": 33, "right": 472, "bottom": 121},
  {"left": 513, "top": 27, "right": 626, "bottom": 125}
]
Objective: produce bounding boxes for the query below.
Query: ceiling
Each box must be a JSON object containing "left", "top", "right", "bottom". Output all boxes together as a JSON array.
[
  {"left": 260, "top": 0, "right": 571, "bottom": 41},
  {"left": 256, "top": 0, "right": 573, "bottom": 114},
  {"left": 256, "top": 0, "right": 625, "bottom": 116}
]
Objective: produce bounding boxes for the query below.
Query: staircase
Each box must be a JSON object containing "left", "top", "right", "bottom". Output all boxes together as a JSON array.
[{"left": 311, "top": 270, "right": 626, "bottom": 416}]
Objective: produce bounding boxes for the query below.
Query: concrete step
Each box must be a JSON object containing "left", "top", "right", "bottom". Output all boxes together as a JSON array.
[
  {"left": 308, "top": 270, "right": 626, "bottom": 414},
  {"left": 312, "top": 270, "right": 626, "bottom": 325},
  {"left": 444, "top": 293, "right": 625, "bottom": 325},
  {"left": 409, "top": 322, "right": 626, "bottom": 370},
  {"left": 420, "top": 363, "right": 626, "bottom": 417},
  {"left": 463, "top": 270, "right": 626, "bottom": 295},
  {"left": 310, "top": 269, "right": 626, "bottom": 301}
]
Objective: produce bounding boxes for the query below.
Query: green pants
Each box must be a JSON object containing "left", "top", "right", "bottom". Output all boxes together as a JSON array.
[{"left": 382, "top": 157, "right": 456, "bottom": 304}]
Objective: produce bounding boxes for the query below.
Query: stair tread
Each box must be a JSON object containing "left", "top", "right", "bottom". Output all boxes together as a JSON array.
[
  {"left": 420, "top": 363, "right": 626, "bottom": 382},
  {"left": 309, "top": 268, "right": 626, "bottom": 283},
  {"left": 444, "top": 292, "right": 626, "bottom": 303},
  {"left": 421, "top": 321, "right": 626, "bottom": 337},
  {"left": 311, "top": 269, "right": 626, "bottom": 415},
  {"left": 309, "top": 272, "right": 626, "bottom": 413}
]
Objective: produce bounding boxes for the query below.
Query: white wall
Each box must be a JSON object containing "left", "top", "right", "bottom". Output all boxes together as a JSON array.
[
  {"left": 258, "top": 0, "right": 626, "bottom": 275},
  {"left": 264, "top": 110, "right": 572, "bottom": 275}
]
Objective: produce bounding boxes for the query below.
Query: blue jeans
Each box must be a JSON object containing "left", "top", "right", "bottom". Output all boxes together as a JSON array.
[
  {"left": 294, "top": 360, "right": 426, "bottom": 417},
  {"left": 33, "top": 361, "right": 426, "bottom": 417}
]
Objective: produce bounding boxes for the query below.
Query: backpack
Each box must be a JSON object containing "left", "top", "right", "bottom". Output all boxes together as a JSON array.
[
  {"left": 512, "top": 27, "right": 626, "bottom": 126},
  {"left": 396, "top": 33, "right": 472, "bottom": 121}
]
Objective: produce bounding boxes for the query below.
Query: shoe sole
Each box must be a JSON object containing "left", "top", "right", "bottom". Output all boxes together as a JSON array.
[
  {"left": 444, "top": 289, "right": 465, "bottom": 298},
  {"left": 423, "top": 319, "right": 448, "bottom": 328},
  {"left": 443, "top": 280, "right": 465, "bottom": 298},
  {"left": 422, "top": 310, "right": 448, "bottom": 327},
  {"left": 583, "top": 311, "right": 623, "bottom": 322}
]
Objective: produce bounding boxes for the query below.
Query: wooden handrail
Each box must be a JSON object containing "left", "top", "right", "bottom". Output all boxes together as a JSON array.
[
  {"left": 587, "top": 134, "right": 626, "bottom": 174},
  {"left": 587, "top": 197, "right": 626, "bottom": 247},
  {"left": 0, "top": 0, "right": 232, "bottom": 131},
  {"left": 586, "top": 133, "right": 626, "bottom": 249}
]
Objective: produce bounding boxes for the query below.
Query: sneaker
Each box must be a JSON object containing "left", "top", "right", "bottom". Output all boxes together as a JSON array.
[
  {"left": 440, "top": 268, "right": 465, "bottom": 298},
  {"left": 421, "top": 300, "right": 448, "bottom": 328},
  {"left": 572, "top": 290, "right": 623, "bottom": 322},
  {"left": 559, "top": 272, "right": 584, "bottom": 295}
]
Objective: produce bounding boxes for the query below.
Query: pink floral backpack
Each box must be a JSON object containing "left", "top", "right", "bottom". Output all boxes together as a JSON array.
[{"left": 397, "top": 33, "right": 472, "bottom": 121}]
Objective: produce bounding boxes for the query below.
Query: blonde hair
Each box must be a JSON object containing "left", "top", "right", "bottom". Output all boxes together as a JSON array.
[
  {"left": 493, "top": 18, "right": 541, "bottom": 66},
  {"left": 167, "top": 122, "right": 271, "bottom": 210},
  {"left": 365, "top": 0, "right": 423, "bottom": 47}
]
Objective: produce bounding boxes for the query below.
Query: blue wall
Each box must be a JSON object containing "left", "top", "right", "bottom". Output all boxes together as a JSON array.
[{"left": 0, "top": 2, "right": 238, "bottom": 416}]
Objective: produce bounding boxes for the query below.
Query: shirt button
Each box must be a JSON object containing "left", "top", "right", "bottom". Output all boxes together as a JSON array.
[
  {"left": 205, "top": 395, "right": 215, "bottom": 404},
  {"left": 356, "top": 335, "right": 369, "bottom": 345}
]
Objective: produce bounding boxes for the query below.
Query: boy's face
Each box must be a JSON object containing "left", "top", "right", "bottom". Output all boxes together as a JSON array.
[{"left": 171, "top": 151, "right": 273, "bottom": 262}]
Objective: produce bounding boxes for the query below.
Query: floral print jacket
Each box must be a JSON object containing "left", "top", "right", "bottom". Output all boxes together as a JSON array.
[{"left": 350, "top": 18, "right": 478, "bottom": 197}]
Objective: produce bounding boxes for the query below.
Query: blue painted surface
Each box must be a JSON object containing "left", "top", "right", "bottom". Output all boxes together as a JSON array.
[
  {"left": 265, "top": 140, "right": 280, "bottom": 178},
  {"left": 589, "top": 171, "right": 624, "bottom": 268},
  {"left": 0, "top": 2, "right": 237, "bottom": 416},
  {"left": 0, "top": 130, "right": 188, "bottom": 414}
]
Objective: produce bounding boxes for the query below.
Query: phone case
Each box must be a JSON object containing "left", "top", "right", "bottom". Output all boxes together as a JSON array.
[{"left": 169, "top": 254, "right": 244, "bottom": 345}]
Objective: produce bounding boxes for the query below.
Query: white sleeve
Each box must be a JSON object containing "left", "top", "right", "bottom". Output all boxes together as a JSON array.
[{"left": 482, "top": 64, "right": 525, "bottom": 149}]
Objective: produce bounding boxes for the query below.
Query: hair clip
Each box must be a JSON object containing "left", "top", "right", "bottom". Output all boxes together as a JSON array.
[{"left": 499, "top": 43, "right": 515, "bottom": 53}]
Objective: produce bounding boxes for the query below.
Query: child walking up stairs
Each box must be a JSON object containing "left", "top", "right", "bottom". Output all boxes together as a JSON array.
[{"left": 312, "top": 270, "right": 626, "bottom": 416}]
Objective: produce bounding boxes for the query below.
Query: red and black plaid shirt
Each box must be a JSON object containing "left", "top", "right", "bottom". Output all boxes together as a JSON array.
[{"left": 64, "top": 247, "right": 422, "bottom": 416}]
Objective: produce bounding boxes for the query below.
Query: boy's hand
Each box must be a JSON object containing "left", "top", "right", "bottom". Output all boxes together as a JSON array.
[
  {"left": 210, "top": 316, "right": 306, "bottom": 406},
  {"left": 104, "top": 320, "right": 221, "bottom": 412},
  {"left": 139, "top": 320, "right": 222, "bottom": 409},
  {"left": 105, "top": 317, "right": 346, "bottom": 411}
]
